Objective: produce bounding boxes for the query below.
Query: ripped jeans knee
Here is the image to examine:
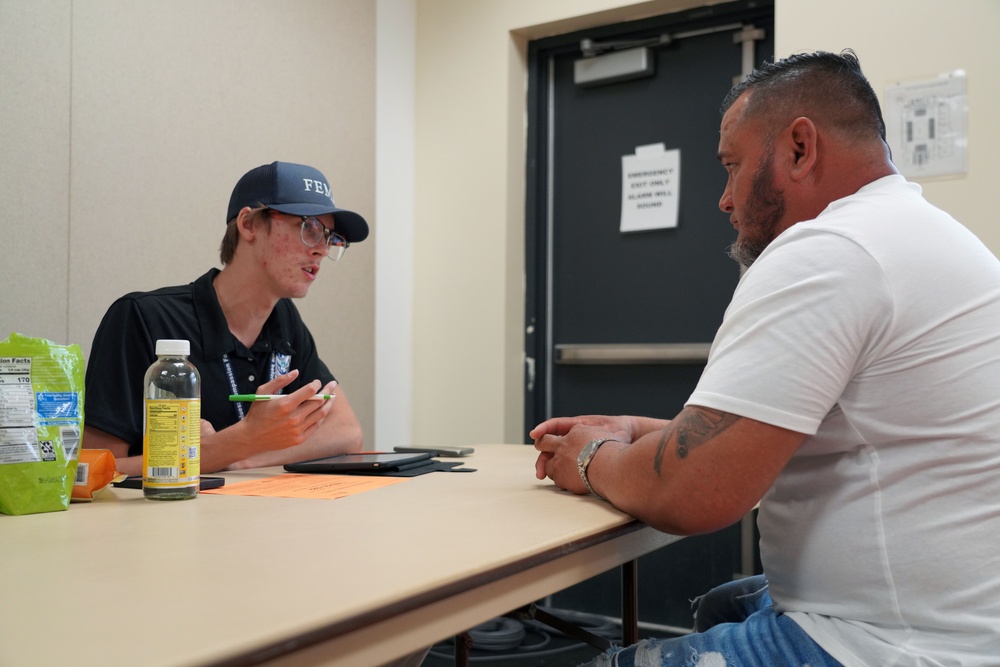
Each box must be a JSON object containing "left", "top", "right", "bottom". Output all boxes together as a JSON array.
[
  {"left": 579, "top": 606, "right": 842, "bottom": 667},
  {"left": 590, "top": 639, "right": 731, "bottom": 667}
]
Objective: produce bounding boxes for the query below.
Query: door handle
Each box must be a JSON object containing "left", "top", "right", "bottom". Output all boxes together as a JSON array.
[{"left": 554, "top": 343, "right": 711, "bottom": 365}]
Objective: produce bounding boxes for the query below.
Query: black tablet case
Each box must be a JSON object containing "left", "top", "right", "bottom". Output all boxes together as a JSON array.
[{"left": 283, "top": 452, "right": 433, "bottom": 474}]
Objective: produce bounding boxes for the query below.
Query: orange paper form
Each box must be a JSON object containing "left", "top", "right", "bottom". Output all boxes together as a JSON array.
[{"left": 200, "top": 473, "right": 409, "bottom": 499}]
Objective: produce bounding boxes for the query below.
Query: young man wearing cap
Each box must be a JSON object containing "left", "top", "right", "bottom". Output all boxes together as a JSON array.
[{"left": 83, "top": 161, "right": 367, "bottom": 474}]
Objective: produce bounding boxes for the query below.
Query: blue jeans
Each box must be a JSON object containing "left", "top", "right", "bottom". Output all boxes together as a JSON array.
[
  {"left": 583, "top": 576, "right": 842, "bottom": 667},
  {"left": 692, "top": 575, "right": 772, "bottom": 632}
]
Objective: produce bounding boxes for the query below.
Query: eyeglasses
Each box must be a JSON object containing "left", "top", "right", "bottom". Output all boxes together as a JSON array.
[{"left": 295, "top": 216, "right": 350, "bottom": 261}]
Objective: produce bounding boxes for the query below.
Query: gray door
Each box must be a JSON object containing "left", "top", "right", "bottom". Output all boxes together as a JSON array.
[{"left": 524, "top": 1, "right": 774, "bottom": 630}]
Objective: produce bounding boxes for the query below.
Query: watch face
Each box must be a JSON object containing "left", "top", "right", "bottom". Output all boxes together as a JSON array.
[{"left": 579, "top": 438, "right": 602, "bottom": 467}]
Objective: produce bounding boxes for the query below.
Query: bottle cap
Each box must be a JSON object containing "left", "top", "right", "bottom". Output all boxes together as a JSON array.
[{"left": 155, "top": 339, "right": 190, "bottom": 356}]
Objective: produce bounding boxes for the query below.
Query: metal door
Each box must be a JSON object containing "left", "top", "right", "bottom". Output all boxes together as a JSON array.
[{"left": 524, "top": 0, "right": 773, "bottom": 630}]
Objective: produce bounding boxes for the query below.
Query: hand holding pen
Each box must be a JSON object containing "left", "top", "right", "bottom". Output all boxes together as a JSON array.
[
  {"left": 227, "top": 372, "right": 339, "bottom": 452},
  {"left": 230, "top": 380, "right": 338, "bottom": 402}
]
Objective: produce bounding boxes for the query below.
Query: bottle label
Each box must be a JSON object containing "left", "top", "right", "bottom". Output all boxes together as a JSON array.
[{"left": 143, "top": 399, "right": 201, "bottom": 488}]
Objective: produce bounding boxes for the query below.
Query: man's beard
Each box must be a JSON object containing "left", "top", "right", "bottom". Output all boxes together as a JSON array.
[{"left": 727, "top": 147, "right": 786, "bottom": 268}]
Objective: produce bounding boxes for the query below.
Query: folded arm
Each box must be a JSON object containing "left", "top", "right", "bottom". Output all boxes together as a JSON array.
[{"left": 533, "top": 405, "right": 806, "bottom": 535}]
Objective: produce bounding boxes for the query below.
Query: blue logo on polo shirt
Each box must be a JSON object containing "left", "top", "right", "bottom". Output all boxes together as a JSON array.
[{"left": 271, "top": 353, "right": 291, "bottom": 379}]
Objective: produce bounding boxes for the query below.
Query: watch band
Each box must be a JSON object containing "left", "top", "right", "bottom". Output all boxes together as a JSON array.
[{"left": 577, "top": 437, "right": 618, "bottom": 499}]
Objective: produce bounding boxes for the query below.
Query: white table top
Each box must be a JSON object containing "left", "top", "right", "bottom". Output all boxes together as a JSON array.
[{"left": 0, "top": 444, "right": 680, "bottom": 667}]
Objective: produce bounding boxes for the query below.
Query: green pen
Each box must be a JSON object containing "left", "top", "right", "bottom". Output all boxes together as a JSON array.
[{"left": 229, "top": 393, "right": 336, "bottom": 402}]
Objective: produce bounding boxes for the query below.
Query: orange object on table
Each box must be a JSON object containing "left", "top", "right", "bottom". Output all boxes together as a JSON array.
[{"left": 72, "top": 449, "right": 125, "bottom": 501}]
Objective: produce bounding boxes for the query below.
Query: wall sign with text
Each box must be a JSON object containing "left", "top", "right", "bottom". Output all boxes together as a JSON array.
[{"left": 620, "top": 143, "right": 680, "bottom": 233}]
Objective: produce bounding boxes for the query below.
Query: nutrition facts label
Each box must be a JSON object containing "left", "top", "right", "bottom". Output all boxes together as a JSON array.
[{"left": 0, "top": 356, "right": 39, "bottom": 464}]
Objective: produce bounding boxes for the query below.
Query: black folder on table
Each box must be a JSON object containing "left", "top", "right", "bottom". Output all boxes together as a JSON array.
[{"left": 283, "top": 452, "right": 433, "bottom": 474}]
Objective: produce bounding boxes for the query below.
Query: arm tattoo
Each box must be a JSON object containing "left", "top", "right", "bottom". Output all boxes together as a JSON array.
[
  {"left": 653, "top": 428, "right": 668, "bottom": 474},
  {"left": 653, "top": 407, "right": 739, "bottom": 475}
]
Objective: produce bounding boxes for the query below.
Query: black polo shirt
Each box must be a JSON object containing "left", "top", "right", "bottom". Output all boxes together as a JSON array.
[{"left": 85, "top": 268, "right": 335, "bottom": 456}]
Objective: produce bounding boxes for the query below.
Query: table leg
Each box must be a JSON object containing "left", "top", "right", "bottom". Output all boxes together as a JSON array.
[
  {"left": 622, "top": 560, "right": 638, "bottom": 646},
  {"left": 453, "top": 631, "right": 472, "bottom": 667},
  {"left": 525, "top": 605, "right": 611, "bottom": 650}
]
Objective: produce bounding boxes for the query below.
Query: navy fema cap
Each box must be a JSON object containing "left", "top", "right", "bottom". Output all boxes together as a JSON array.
[{"left": 226, "top": 161, "right": 369, "bottom": 243}]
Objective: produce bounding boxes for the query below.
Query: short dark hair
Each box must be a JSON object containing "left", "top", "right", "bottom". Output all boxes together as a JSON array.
[
  {"left": 219, "top": 206, "right": 271, "bottom": 265},
  {"left": 721, "top": 49, "right": 887, "bottom": 145}
]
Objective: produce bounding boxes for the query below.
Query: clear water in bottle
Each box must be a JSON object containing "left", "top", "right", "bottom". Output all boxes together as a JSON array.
[{"left": 143, "top": 339, "right": 201, "bottom": 500}]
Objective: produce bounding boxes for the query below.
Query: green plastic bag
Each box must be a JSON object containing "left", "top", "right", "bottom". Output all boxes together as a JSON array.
[{"left": 0, "top": 333, "right": 85, "bottom": 515}]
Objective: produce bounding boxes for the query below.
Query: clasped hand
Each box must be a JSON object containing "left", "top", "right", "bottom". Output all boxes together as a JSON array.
[{"left": 531, "top": 415, "right": 633, "bottom": 495}]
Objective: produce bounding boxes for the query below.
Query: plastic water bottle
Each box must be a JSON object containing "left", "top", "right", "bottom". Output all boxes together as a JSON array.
[{"left": 143, "top": 339, "right": 201, "bottom": 500}]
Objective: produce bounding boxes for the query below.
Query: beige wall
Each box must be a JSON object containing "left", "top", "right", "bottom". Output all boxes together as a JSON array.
[
  {"left": 1, "top": 0, "right": 377, "bottom": 442},
  {"left": 411, "top": 0, "right": 1000, "bottom": 448},
  {"left": 776, "top": 1, "right": 1000, "bottom": 251}
]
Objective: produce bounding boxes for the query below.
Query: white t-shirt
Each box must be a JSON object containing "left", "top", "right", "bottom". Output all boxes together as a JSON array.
[{"left": 687, "top": 175, "right": 1000, "bottom": 666}]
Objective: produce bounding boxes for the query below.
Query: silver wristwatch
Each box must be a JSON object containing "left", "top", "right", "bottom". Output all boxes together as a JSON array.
[{"left": 577, "top": 437, "right": 617, "bottom": 499}]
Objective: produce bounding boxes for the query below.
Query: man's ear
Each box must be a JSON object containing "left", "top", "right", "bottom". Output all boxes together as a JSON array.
[
  {"left": 236, "top": 207, "right": 258, "bottom": 241},
  {"left": 787, "top": 117, "right": 818, "bottom": 181}
]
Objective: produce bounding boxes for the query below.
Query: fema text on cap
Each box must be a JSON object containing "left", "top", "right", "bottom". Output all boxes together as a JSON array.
[{"left": 303, "top": 179, "right": 333, "bottom": 201}]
